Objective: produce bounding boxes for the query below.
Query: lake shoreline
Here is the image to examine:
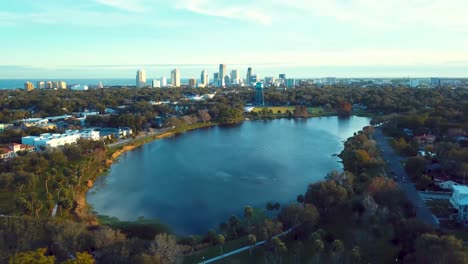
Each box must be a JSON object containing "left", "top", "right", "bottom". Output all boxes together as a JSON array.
[{"left": 84, "top": 115, "right": 371, "bottom": 236}]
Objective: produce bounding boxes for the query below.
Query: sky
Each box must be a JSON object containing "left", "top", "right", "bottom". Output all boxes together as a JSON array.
[{"left": 1, "top": 0, "right": 468, "bottom": 79}]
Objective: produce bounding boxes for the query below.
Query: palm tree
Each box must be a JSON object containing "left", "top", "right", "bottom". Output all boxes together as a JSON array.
[
  {"left": 248, "top": 234, "right": 256, "bottom": 256},
  {"left": 244, "top": 206, "right": 253, "bottom": 228},
  {"left": 217, "top": 234, "right": 225, "bottom": 256}
]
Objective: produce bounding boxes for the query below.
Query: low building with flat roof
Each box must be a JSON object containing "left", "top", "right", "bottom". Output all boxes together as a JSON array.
[{"left": 450, "top": 185, "right": 468, "bottom": 223}]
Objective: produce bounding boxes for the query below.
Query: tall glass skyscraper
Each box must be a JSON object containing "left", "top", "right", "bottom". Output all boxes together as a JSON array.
[{"left": 219, "top": 64, "right": 227, "bottom": 86}]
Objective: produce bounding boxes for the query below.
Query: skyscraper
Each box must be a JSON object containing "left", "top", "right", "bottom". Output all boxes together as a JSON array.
[
  {"left": 231, "top": 69, "right": 239, "bottom": 84},
  {"left": 24, "top": 82, "right": 34, "bottom": 91},
  {"left": 188, "top": 78, "right": 197, "bottom": 88},
  {"left": 171, "top": 69, "right": 180, "bottom": 87},
  {"left": 201, "top": 70, "right": 209, "bottom": 87},
  {"left": 136, "top": 69, "right": 146, "bottom": 88},
  {"left": 255, "top": 82, "right": 264, "bottom": 106},
  {"left": 219, "top": 64, "right": 227, "bottom": 86},
  {"left": 246, "top": 67, "right": 253, "bottom": 85},
  {"left": 37, "top": 81, "right": 45, "bottom": 89}
]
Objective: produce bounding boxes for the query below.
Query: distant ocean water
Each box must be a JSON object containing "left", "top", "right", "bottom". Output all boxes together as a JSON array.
[{"left": 0, "top": 79, "right": 190, "bottom": 89}]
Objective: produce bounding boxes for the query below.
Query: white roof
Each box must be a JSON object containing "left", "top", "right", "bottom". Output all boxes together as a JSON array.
[{"left": 452, "top": 185, "right": 468, "bottom": 194}]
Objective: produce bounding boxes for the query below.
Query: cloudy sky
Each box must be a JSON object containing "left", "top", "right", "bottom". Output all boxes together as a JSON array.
[{"left": 1, "top": 0, "right": 468, "bottom": 78}]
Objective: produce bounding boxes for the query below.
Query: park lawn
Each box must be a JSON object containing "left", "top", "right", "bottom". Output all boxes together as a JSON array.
[{"left": 251, "top": 106, "right": 295, "bottom": 114}]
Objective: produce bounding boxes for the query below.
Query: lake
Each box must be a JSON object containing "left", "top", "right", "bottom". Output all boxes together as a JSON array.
[{"left": 87, "top": 116, "right": 370, "bottom": 235}]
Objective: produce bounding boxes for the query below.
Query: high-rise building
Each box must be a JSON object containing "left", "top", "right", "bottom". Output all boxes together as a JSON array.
[
  {"left": 279, "top": 74, "right": 286, "bottom": 80},
  {"left": 136, "top": 69, "right": 147, "bottom": 88},
  {"left": 264, "top": 76, "right": 275, "bottom": 85},
  {"left": 152, "top": 80, "right": 161, "bottom": 88},
  {"left": 255, "top": 82, "right": 265, "bottom": 106},
  {"left": 52, "top": 81, "right": 59, "bottom": 89},
  {"left": 160, "top": 77, "right": 167, "bottom": 87},
  {"left": 24, "top": 82, "right": 34, "bottom": 91},
  {"left": 201, "top": 70, "right": 209, "bottom": 86},
  {"left": 219, "top": 64, "right": 227, "bottom": 86},
  {"left": 251, "top": 74, "right": 257, "bottom": 84},
  {"left": 37, "top": 81, "right": 45, "bottom": 89},
  {"left": 246, "top": 67, "right": 253, "bottom": 85},
  {"left": 98, "top": 81, "right": 104, "bottom": 89},
  {"left": 171, "top": 69, "right": 180, "bottom": 87},
  {"left": 286, "top": 78, "right": 296, "bottom": 87},
  {"left": 188, "top": 78, "right": 197, "bottom": 88},
  {"left": 58, "top": 81, "right": 67, "bottom": 89},
  {"left": 231, "top": 69, "right": 239, "bottom": 84},
  {"left": 224, "top": 75, "right": 231, "bottom": 87},
  {"left": 46, "top": 81, "right": 53, "bottom": 89}
]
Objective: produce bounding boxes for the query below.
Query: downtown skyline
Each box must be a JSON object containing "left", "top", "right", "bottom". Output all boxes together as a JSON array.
[{"left": 1, "top": 0, "right": 468, "bottom": 78}]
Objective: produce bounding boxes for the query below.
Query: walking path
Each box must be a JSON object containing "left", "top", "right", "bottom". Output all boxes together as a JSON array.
[
  {"left": 199, "top": 226, "right": 298, "bottom": 264},
  {"left": 374, "top": 128, "right": 439, "bottom": 228}
]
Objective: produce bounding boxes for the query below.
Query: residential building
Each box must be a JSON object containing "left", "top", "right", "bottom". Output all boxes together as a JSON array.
[
  {"left": 18, "top": 118, "right": 48, "bottom": 127},
  {"left": 152, "top": 80, "right": 161, "bottom": 88},
  {"left": 430, "top": 77, "right": 441, "bottom": 86},
  {"left": 410, "top": 79, "right": 420, "bottom": 88},
  {"left": 160, "top": 77, "right": 167, "bottom": 87},
  {"left": 450, "top": 185, "right": 468, "bottom": 223},
  {"left": 46, "top": 81, "right": 53, "bottom": 89},
  {"left": 22, "top": 129, "right": 101, "bottom": 148},
  {"left": 24, "top": 82, "right": 34, "bottom": 91},
  {"left": 171, "top": 69, "right": 180, "bottom": 87},
  {"left": 201, "top": 70, "right": 209, "bottom": 87},
  {"left": 136, "top": 69, "right": 147, "bottom": 88},
  {"left": 37, "top": 81, "right": 45, "bottom": 89},
  {"left": 188, "top": 78, "right": 197, "bottom": 88},
  {"left": 0, "top": 143, "right": 35, "bottom": 160},
  {"left": 58, "top": 81, "right": 67, "bottom": 89}
]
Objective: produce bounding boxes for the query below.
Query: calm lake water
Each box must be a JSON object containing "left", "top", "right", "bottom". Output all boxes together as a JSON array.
[{"left": 87, "top": 116, "right": 370, "bottom": 235}]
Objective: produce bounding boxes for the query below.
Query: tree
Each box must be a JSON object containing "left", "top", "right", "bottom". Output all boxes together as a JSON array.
[
  {"left": 311, "top": 239, "right": 324, "bottom": 264},
  {"left": 338, "top": 101, "right": 352, "bottom": 116},
  {"left": 198, "top": 110, "right": 211, "bottom": 123},
  {"left": 216, "top": 234, "right": 225, "bottom": 256},
  {"left": 293, "top": 105, "right": 308, "bottom": 118},
  {"left": 62, "top": 252, "right": 95, "bottom": 264},
  {"left": 9, "top": 248, "right": 55, "bottom": 264},
  {"left": 228, "top": 215, "right": 240, "bottom": 238},
  {"left": 405, "top": 234, "right": 467, "bottom": 264},
  {"left": 296, "top": 194, "right": 304, "bottom": 204},
  {"left": 330, "top": 239, "right": 344, "bottom": 264},
  {"left": 248, "top": 234, "right": 257, "bottom": 256},
  {"left": 305, "top": 181, "right": 348, "bottom": 215},
  {"left": 244, "top": 206, "right": 253, "bottom": 228},
  {"left": 150, "top": 233, "right": 180, "bottom": 264}
]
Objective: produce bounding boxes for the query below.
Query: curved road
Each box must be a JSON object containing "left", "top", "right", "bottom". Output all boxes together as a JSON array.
[
  {"left": 374, "top": 128, "right": 439, "bottom": 228},
  {"left": 199, "top": 226, "right": 298, "bottom": 264}
]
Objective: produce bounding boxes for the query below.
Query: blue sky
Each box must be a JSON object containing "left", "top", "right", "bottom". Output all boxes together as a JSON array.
[{"left": 1, "top": 0, "right": 468, "bottom": 78}]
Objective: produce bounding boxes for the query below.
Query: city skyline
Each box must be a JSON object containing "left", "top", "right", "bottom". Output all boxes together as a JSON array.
[{"left": 1, "top": 0, "right": 468, "bottom": 78}]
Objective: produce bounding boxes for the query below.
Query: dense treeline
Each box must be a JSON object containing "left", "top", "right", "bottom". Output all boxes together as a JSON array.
[{"left": 0, "top": 86, "right": 467, "bottom": 263}]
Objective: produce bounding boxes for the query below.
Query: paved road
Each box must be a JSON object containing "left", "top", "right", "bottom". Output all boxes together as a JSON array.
[
  {"left": 374, "top": 128, "right": 439, "bottom": 228},
  {"left": 199, "top": 226, "right": 298, "bottom": 264},
  {"left": 108, "top": 127, "right": 173, "bottom": 148}
]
